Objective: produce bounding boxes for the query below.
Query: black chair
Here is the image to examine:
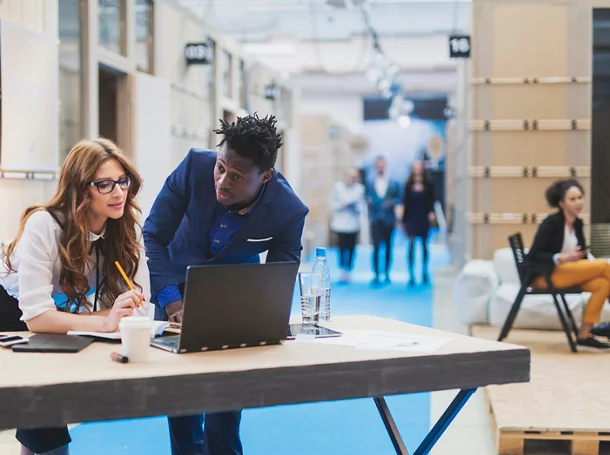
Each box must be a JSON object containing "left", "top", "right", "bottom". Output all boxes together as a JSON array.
[{"left": 497, "top": 233, "right": 582, "bottom": 353}]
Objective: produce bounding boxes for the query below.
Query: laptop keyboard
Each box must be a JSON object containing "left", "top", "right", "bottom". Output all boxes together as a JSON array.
[{"left": 154, "top": 335, "right": 180, "bottom": 348}]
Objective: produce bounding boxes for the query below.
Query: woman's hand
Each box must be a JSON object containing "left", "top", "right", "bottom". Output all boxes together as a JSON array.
[
  {"left": 559, "top": 247, "right": 587, "bottom": 264},
  {"left": 428, "top": 212, "right": 436, "bottom": 224},
  {"left": 101, "top": 290, "right": 145, "bottom": 332}
]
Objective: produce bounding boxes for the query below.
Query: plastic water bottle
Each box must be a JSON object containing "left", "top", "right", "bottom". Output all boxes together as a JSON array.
[{"left": 311, "top": 247, "right": 331, "bottom": 321}]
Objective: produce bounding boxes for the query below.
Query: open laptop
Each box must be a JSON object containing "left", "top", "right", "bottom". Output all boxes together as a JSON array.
[{"left": 151, "top": 261, "right": 299, "bottom": 353}]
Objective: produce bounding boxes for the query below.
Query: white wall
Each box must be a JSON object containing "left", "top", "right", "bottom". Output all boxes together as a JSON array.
[
  {"left": 133, "top": 72, "right": 172, "bottom": 219},
  {"left": 300, "top": 95, "right": 363, "bottom": 134},
  {"left": 156, "top": 0, "right": 215, "bottom": 170},
  {"left": 244, "top": 34, "right": 456, "bottom": 75},
  {"left": 0, "top": 1, "right": 59, "bottom": 245},
  {"left": 0, "top": 0, "right": 57, "bottom": 38}
]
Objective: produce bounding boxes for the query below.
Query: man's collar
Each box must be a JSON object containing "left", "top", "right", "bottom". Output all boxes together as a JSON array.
[{"left": 234, "top": 182, "right": 267, "bottom": 215}]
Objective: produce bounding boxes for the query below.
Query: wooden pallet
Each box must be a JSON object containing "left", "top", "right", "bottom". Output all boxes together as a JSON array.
[
  {"left": 484, "top": 386, "right": 610, "bottom": 455},
  {"left": 472, "top": 326, "right": 610, "bottom": 455},
  {"left": 498, "top": 429, "right": 610, "bottom": 455}
]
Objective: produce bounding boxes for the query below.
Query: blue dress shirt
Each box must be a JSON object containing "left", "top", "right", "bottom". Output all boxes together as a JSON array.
[{"left": 156, "top": 184, "right": 266, "bottom": 308}]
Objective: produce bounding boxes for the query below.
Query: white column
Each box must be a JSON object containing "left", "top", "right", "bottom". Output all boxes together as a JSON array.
[{"left": 82, "top": 0, "right": 99, "bottom": 138}]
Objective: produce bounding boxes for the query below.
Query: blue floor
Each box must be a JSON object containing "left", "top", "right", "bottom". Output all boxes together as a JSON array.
[{"left": 70, "top": 233, "right": 450, "bottom": 454}]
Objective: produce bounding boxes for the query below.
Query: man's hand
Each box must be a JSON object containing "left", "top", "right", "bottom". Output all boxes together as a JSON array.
[{"left": 165, "top": 300, "right": 184, "bottom": 323}]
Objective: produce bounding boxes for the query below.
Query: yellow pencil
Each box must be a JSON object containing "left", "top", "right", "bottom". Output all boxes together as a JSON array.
[{"left": 114, "top": 260, "right": 144, "bottom": 307}]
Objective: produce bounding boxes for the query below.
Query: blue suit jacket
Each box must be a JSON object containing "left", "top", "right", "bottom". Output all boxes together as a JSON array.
[
  {"left": 365, "top": 177, "right": 401, "bottom": 226},
  {"left": 143, "top": 149, "right": 309, "bottom": 299}
]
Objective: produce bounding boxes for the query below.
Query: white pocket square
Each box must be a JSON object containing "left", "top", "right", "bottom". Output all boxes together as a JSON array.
[{"left": 247, "top": 237, "right": 273, "bottom": 242}]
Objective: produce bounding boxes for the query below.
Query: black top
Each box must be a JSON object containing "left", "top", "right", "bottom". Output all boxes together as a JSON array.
[
  {"left": 401, "top": 183, "right": 435, "bottom": 225},
  {"left": 526, "top": 211, "right": 586, "bottom": 271}
]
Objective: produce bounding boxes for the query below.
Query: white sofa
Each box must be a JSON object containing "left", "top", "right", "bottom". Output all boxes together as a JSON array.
[{"left": 454, "top": 248, "right": 610, "bottom": 330}]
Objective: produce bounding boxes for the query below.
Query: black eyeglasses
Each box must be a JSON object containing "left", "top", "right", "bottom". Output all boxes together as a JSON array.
[{"left": 88, "top": 175, "right": 133, "bottom": 194}]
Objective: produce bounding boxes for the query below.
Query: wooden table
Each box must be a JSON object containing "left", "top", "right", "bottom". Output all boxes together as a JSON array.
[{"left": 0, "top": 315, "right": 530, "bottom": 455}]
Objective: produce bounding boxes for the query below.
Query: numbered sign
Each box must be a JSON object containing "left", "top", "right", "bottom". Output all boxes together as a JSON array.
[
  {"left": 449, "top": 35, "right": 471, "bottom": 59},
  {"left": 185, "top": 42, "right": 213, "bottom": 65}
]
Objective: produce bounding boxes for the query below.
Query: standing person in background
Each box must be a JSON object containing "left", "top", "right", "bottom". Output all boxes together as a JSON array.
[
  {"left": 366, "top": 156, "right": 401, "bottom": 286},
  {"left": 402, "top": 160, "right": 436, "bottom": 286},
  {"left": 330, "top": 167, "right": 366, "bottom": 284}
]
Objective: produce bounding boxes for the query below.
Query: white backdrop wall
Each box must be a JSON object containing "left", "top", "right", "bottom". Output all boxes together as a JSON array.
[
  {"left": 0, "top": 1, "right": 59, "bottom": 245},
  {"left": 1, "top": 21, "right": 59, "bottom": 172},
  {"left": 300, "top": 95, "right": 363, "bottom": 135},
  {"left": 361, "top": 118, "right": 447, "bottom": 186}
]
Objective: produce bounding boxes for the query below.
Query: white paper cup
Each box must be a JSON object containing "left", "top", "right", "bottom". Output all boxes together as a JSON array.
[{"left": 119, "top": 316, "right": 152, "bottom": 362}]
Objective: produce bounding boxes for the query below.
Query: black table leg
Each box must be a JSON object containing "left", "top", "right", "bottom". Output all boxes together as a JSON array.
[
  {"left": 414, "top": 388, "right": 477, "bottom": 455},
  {"left": 374, "top": 388, "right": 477, "bottom": 455},
  {"left": 374, "top": 396, "right": 410, "bottom": 455}
]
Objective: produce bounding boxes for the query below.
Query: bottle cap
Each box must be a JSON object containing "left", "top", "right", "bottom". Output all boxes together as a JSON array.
[{"left": 316, "top": 247, "right": 326, "bottom": 257}]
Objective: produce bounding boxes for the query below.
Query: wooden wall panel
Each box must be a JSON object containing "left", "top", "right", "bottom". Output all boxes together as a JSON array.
[
  {"left": 464, "top": 0, "right": 593, "bottom": 260},
  {"left": 471, "top": 177, "right": 590, "bottom": 214},
  {"left": 470, "top": 224, "right": 539, "bottom": 259},
  {"left": 472, "top": 131, "right": 590, "bottom": 167},
  {"left": 473, "top": 85, "right": 589, "bottom": 120},
  {"left": 300, "top": 116, "right": 329, "bottom": 148},
  {"left": 492, "top": 5, "right": 568, "bottom": 78}
]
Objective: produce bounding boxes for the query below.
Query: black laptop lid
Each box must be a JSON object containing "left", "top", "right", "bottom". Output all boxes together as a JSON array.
[{"left": 180, "top": 262, "right": 299, "bottom": 352}]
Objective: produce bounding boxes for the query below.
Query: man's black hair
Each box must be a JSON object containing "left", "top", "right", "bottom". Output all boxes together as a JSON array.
[{"left": 213, "top": 113, "right": 283, "bottom": 171}]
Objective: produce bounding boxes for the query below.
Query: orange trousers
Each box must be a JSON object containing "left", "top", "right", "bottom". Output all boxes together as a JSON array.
[{"left": 533, "top": 259, "right": 610, "bottom": 324}]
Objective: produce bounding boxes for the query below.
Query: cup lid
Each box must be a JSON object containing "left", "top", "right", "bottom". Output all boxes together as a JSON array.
[{"left": 119, "top": 316, "right": 152, "bottom": 327}]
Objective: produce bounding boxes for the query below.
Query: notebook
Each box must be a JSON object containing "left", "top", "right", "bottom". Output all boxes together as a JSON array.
[{"left": 67, "top": 321, "right": 180, "bottom": 340}]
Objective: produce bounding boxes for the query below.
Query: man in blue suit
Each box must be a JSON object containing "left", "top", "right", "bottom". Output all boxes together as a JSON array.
[
  {"left": 366, "top": 156, "right": 401, "bottom": 286},
  {"left": 143, "top": 114, "right": 308, "bottom": 455}
]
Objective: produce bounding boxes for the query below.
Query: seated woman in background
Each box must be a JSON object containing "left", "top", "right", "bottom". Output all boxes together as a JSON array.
[
  {"left": 527, "top": 179, "right": 610, "bottom": 350},
  {"left": 0, "top": 138, "right": 150, "bottom": 455}
]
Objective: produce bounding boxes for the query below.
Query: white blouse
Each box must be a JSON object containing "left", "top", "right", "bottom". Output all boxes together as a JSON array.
[
  {"left": 561, "top": 224, "right": 578, "bottom": 254},
  {"left": 0, "top": 210, "right": 150, "bottom": 321},
  {"left": 330, "top": 181, "right": 366, "bottom": 234}
]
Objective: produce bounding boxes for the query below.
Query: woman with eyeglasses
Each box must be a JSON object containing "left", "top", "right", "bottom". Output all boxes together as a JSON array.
[{"left": 0, "top": 138, "right": 150, "bottom": 455}]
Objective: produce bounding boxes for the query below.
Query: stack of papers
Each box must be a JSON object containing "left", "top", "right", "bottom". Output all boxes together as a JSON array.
[
  {"left": 67, "top": 321, "right": 180, "bottom": 340},
  {"left": 293, "top": 329, "right": 450, "bottom": 353}
]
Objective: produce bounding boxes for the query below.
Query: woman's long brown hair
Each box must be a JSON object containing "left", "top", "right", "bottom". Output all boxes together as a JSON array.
[
  {"left": 405, "top": 161, "right": 431, "bottom": 194},
  {"left": 3, "top": 138, "right": 143, "bottom": 311}
]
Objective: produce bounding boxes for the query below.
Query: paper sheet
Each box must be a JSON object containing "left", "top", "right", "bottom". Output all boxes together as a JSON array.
[{"left": 292, "top": 329, "right": 450, "bottom": 353}]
